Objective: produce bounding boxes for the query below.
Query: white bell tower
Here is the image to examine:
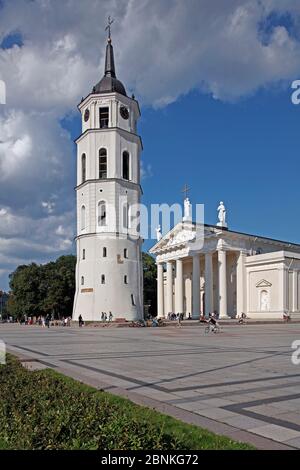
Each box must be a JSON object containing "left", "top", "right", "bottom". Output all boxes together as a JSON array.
[{"left": 72, "top": 29, "right": 143, "bottom": 322}]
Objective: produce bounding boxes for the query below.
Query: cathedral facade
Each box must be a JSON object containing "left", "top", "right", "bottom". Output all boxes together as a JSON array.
[{"left": 150, "top": 203, "right": 300, "bottom": 320}]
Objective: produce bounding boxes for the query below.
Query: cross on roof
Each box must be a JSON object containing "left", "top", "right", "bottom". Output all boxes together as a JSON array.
[
  {"left": 105, "top": 16, "right": 114, "bottom": 41},
  {"left": 181, "top": 184, "right": 191, "bottom": 200}
]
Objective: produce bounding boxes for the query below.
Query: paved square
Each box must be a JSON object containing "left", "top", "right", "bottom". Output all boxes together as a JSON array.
[{"left": 1, "top": 323, "right": 300, "bottom": 449}]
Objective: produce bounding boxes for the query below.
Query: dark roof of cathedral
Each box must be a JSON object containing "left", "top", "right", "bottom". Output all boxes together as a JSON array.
[{"left": 93, "top": 38, "right": 127, "bottom": 97}]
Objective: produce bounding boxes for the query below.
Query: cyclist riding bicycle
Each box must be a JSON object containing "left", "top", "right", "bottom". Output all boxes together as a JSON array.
[{"left": 206, "top": 313, "right": 220, "bottom": 333}]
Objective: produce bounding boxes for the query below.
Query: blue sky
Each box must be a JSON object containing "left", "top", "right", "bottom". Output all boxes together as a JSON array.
[{"left": 1, "top": 0, "right": 300, "bottom": 291}]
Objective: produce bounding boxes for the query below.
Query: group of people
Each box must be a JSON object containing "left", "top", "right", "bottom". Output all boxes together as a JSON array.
[
  {"left": 77, "top": 312, "right": 114, "bottom": 327},
  {"left": 20, "top": 315, "right": 72, "bottom": 328},
  {"left": 101, "top": 311, "right": 113, "bottom": 323},
  {"left": 167, "top": 312, "right": 185, "bottom": 322}
]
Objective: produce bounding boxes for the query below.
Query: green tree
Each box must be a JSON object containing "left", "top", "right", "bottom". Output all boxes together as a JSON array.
[
  {"left": 143, "top": 253, "right": 157, "bottom": 316},
  {"left": 8, "top": 264, "right": 44, "bottom": 319},
  {"left": 41, "top": 256, "right": 76, "bottom": 318},
  {"left": 8, "top": 256, "right": 76, "bottom": 320}
]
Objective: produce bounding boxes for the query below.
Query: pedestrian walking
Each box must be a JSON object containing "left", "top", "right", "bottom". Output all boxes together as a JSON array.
[{"left": 45, "top": 314, "right": 50, "bottom": 328}]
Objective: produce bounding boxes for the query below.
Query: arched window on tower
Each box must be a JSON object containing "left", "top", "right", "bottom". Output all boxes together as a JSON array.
[
  {"left": 123, "top": 202, "right": 129, "bottom": 230},
  {"left": 99, "top": 148, "right": 107, "bottom": 179},
  {"left": 81, "top": 205, "right": 86, "bottom": 231},
  {"left": 123, "top": 151, "right": 130, "bottom": 180},
  {"left": 81, "top": 154, "right": 86, "bottom": 183},
  {"left": 98, "top": 201, "right": 107, "bottom": 227}
]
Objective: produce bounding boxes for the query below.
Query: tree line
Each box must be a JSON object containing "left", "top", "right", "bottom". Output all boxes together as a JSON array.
[{"left": 6, "top": 253, "right": 157, "bottom": 320}]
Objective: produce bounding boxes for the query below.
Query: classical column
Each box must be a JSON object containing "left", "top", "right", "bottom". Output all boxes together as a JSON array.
[
  {"left": 175, "top": 259, "right": 184, "bottom": 315},
  {"left": 278, "top": 266, "right": 288, "bottom": 313},
  {"left": 157, "top": 263, "right": 164, "bottom": 318},
  {"left": 166, "top": 261, "right": 174, "bottom": 315},
  {"left": 205, "top": 252, "right": 214, "bottom": 318},
  {"left": 192, "top": 254, "right": 200, "bottom": 319},
  {"left": 218, "top": 249, "right": 228, "bottom": 318},
  {"left": 236, "top": 251, "right": 247, "bottom": 317},
  {"left": 292, "top": 270, "right": 298, "bottom": 313}
]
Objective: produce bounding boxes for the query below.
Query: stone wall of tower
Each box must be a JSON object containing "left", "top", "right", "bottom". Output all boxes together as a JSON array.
[{"left": 73, "top": 90, "right": 143, "bottom": 322}]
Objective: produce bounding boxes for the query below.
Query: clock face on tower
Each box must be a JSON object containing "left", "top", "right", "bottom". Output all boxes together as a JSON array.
[
  {"left": 120, "top": 106, "right": 129, "bottom": 120},
  {"left": 84, "top": 109, "right": 90, "bottom": 122}
]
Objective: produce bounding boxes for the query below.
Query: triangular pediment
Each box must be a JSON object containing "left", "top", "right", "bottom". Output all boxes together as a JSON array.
[
  {"left": 149, "top": 222, "right": 223, "bottom": 254},
  {"left": 256, "top": 279, "right": 272, "bottom": 288}
]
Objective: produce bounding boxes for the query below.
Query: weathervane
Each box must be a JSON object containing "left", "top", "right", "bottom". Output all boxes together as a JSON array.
[
  {"left": 181, "top": 183, "right": 191, "bottom": 200},
  {"left": 105, "top": 16, "right": 114, "bottom": 41}
]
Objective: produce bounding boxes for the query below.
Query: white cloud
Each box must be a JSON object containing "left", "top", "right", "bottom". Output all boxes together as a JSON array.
[
  {"left": 0, "top": 110, "right": 74, "bottom": 212},
  {"left": 0, "top": 206, "right": 75, "bottom": 288},
  {"left": 42, "top": 201, "right": 56, "bottom": 214},
  {"left": 141, "top": 161, "right": 153, "bottom": 180}
]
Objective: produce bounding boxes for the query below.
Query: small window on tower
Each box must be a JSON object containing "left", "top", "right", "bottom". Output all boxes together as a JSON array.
[
  {"left": 101, "top": 275, "right": 106, "bottom": 285},
  {"left": 81, "top": 276, "right": 84, "bottom": 286},
  {"left": 124, "top": 275, "right": 128, "bottom": 284},
  {"left": 123, "top": 151, "right": 130, "bottom": 180},
  {"left": 99, "top": 148, "right": 107, "bottom": 179},
  {"left": 100, "top": 107, "right": 109, "bottom": 129},
  {"left": 103, "top": 247, "right": 107, "bottom": 258},
  {"left": 82, "top": 249, "right": 86, "bottom": 260},
  {"left": 124, "top": 248, "right": 128, "bottom": 259},
  {"left": 123, "top": 202, "right": 129, "bottom": 230},
  {"left": 81, "top": 154, "right": 86, "bottom": 183},
  {"left": 98, "top": 201, "right": 107, "bottom": 227},
  {"left": 81, "top": 205, "right": 86, "bottom": 231},
  {"left": 131, "top": 294, "right": 136, "bottom": 306}
]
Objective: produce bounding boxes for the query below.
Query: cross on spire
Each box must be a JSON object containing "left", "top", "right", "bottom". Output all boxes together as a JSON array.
[
  {"left": 181, "top": 183, "right": 191, "bottom": 200},
  {"left": 105, "top": 16, "right": 114, "bottom": 41}
]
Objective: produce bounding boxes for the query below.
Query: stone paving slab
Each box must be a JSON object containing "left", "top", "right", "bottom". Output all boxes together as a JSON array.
[
  {"left": 272, "top": 412, "right": 300, "bottom": 426},
  {"left": 284, "top": 437, "right": 300, "bottom": 449},
  {"left": 220, "top": 415, "right": 268, "bottom": 431},
  {"left": 249, "top": 424, "right": 300, "bottom": 442},
  {"left": 195, "top": 408, "right": 239, "bottom": 420},
  {"left": 248, "top": 404, "right": 294, "bottom": 418}
]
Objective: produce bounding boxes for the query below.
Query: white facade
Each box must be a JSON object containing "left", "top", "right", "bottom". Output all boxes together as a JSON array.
[
  {"left": 73, "top": 40, "right": 143, "bottom": 322},
  {"left": 150, "top": 210, "right": 300, "bottom": 320}
]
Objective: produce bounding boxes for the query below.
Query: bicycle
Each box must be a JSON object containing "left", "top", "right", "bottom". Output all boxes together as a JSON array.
[{"left": 204, "top": 323, "right": 221, "bottom": 334}]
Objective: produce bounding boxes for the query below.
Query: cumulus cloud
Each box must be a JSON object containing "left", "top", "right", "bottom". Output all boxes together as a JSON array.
[
  {"left": 1, "top": 0, "right": 300, "bottom": 288},
  {"left": 0, "top": 110, "right": 74, "bottom": 213},
  {"left": 0, "top": 206, "right": 75, "bottom": 287}
]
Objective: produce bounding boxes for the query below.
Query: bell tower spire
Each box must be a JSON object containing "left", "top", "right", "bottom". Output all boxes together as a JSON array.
[
  {"left": 93, "top": 17, "right": 126, "bottom": 96},
  {"left": 104, "top": 39, "right": 116, "bottom": 78},
  {"left": 104, "top": 16, "right": 116, "bottom": 78}
]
